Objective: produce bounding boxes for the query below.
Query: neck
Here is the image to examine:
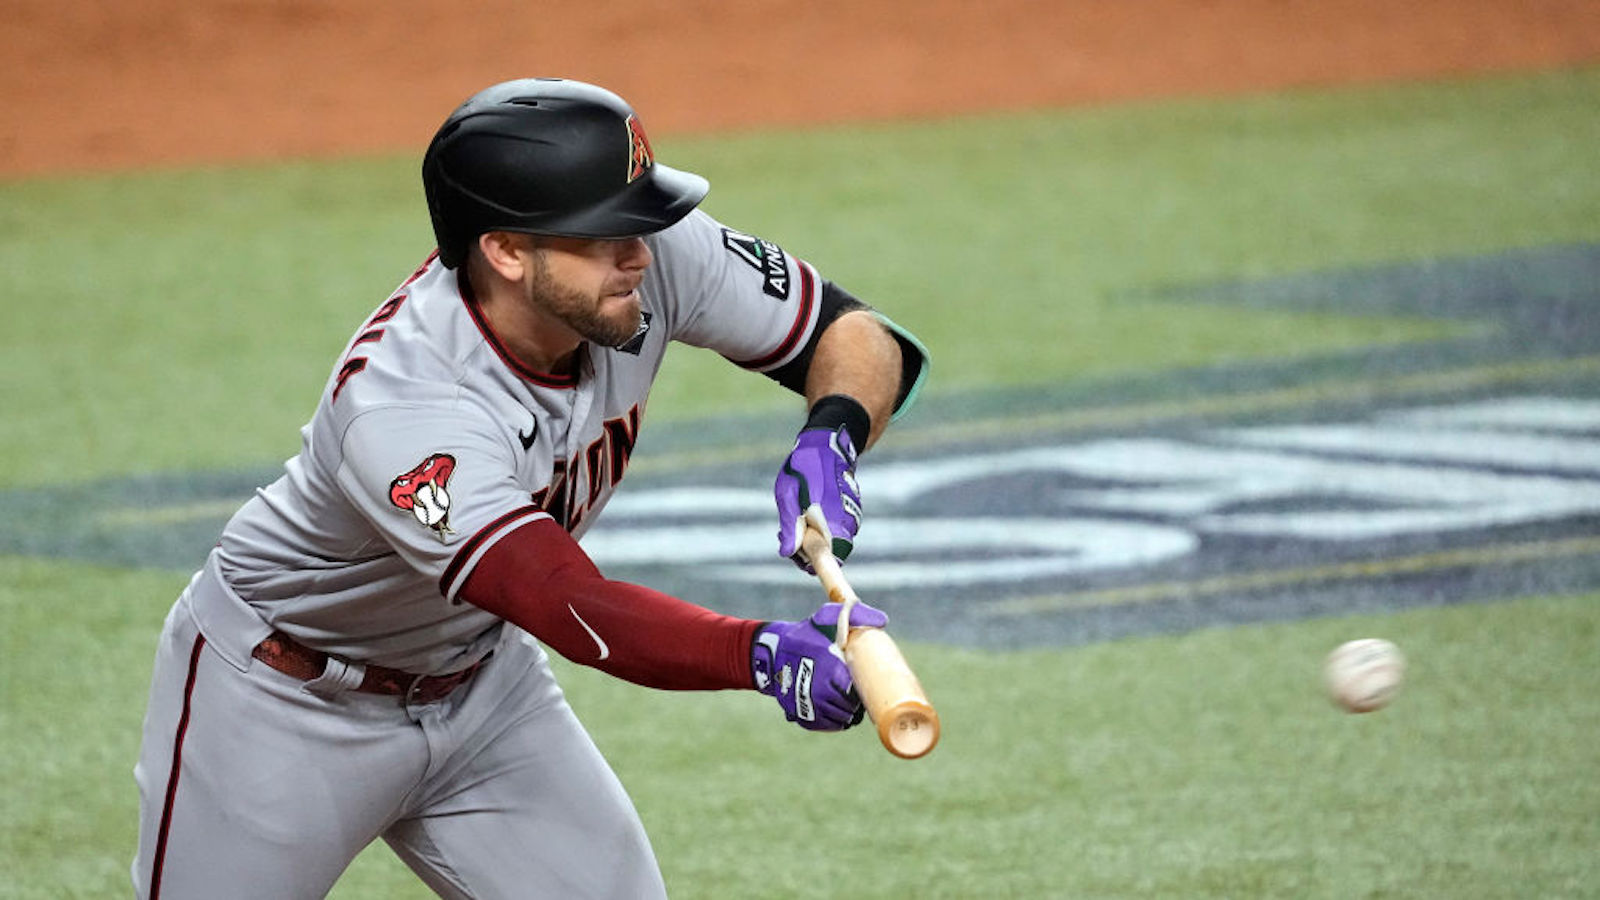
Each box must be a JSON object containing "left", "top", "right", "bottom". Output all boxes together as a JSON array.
[{"left": 463, "top": 269, "right": 582, "bottom": 376}]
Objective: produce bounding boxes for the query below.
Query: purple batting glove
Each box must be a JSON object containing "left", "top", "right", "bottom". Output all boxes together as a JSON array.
[
  {"left": 775, "top": 426, "right": 861, "bottom": 570},
  {"left": 751, "top": 601, "right": 889, "bottom": 731}
]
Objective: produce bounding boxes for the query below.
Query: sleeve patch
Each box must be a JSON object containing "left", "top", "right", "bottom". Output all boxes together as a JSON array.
[
  {"left": 720, "top": 228, "right": 791, "bottom": 300},
  {"left": 389, "top": 453, "right": 457, "bottom": 543}
]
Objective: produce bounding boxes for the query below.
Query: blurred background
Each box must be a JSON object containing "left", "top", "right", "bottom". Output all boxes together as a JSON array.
[
  {"left": 8, "top": 0, "right": 1597, "bottom": 177},
  {"left": 3, "top": 2, "right": 1598, "bottom": 897}
]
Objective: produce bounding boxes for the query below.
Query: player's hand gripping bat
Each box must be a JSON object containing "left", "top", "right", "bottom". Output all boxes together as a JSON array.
[{"left": 800, "top": 509, "right": 939, "bottom": 759}]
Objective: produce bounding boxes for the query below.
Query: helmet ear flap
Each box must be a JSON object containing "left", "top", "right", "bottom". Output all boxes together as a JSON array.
[{"left": 420, "top": 78, "right": 708, "bottom": 269}]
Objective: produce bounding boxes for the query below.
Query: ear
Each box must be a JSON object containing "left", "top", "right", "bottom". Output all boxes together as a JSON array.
[{"left": 476, "top": 231, "right": 533, "bottom": 282}]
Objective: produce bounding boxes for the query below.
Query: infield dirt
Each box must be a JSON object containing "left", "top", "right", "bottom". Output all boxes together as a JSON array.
[{"left": 5, "top": 0, "right": 1598, "bottom": 177}]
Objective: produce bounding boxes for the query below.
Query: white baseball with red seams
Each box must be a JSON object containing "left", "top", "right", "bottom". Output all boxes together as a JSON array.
[{"left": 1324, "top": 638, "right": 1405, "bottom": 713}]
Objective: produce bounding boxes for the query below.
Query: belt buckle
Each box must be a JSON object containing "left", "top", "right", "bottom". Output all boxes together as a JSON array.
[{"left": 405, "top": 672, "right": 431, "bottom": 706}]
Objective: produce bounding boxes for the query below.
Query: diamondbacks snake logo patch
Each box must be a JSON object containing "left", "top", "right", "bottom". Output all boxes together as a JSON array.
[{"left": 389, "top": 453, "right": 457, "bottom": 542}]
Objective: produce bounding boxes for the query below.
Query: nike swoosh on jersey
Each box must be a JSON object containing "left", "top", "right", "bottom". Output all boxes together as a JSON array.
[
  {"left": 518, "top": 413, "right": 538, "bottom": 451},
  {"left": 568, "top": 604, "right": 610, "bottom": 660}
]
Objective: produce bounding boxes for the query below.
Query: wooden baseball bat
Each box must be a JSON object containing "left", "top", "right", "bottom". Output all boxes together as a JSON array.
[{"left": 801, "top": 526, "right": 940, "bottom": 759}]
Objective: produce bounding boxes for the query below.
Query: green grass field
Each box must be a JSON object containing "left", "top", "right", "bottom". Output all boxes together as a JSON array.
[{"left": 2, "top": 68, "right": 1599, "bottom": 897}]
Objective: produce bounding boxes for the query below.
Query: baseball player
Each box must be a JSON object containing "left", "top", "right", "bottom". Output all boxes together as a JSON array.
[{"left": 131, "top": 78, "right": 927, "bottom": 899}]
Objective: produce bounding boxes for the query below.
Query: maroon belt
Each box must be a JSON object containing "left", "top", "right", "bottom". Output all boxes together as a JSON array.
[{"left": 251, "top": 631, "right": 488, "bottom": 704}]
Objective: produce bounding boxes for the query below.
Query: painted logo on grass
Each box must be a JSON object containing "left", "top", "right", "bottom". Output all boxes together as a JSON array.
[
  {"left": 586, "top": 394, "right": 1600, "bottom": 598},
  {"left": 5, "top": 243, "right": 1595, "bottom": 648}
]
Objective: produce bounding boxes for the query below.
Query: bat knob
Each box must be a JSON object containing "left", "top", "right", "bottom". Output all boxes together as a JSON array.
[{"left": 876, "top": 700, "right": 941, "bottom": 759}]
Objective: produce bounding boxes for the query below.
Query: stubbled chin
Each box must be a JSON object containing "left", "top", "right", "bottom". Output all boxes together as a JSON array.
[
  {"left": 593, "top": 292, "right": 643, "bottom": 344},
  {"left": 603, "top": 290, "right": 641, "bottom": 323}
]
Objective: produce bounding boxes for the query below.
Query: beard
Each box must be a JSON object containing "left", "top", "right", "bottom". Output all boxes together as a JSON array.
[{"left": 527, "top": 250, "right": 642, "bottom": 349}]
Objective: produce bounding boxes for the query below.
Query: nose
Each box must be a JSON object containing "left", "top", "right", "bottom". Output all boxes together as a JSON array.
[{"left": 617, "top": 237, "right": 652, "bottom": 272}]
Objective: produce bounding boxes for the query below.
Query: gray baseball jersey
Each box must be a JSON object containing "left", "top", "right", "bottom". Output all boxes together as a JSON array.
[
  {"left": 132, "top": 208, "right": 833, "bottom": 899},
  {"left": 216, "top": 208, "right": 819, "bottom": 672}
]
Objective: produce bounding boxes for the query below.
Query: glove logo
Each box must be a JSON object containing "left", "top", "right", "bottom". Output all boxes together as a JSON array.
[
  {"left": 625, "top": 114, "right": 654, "bottom": 183},
  {"left": 795, "top": 657, "right": 815, "bottom": 722},
  {"left": 389, "top": 453, "right": 457, "bottom": 543},
  {"left": 753, "top": 631, "right": 780, "bottom": 691}
]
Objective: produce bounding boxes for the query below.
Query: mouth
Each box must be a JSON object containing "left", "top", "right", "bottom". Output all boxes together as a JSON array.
[{"left": 607, "top": 278, "right": 643, "bottom": 300}]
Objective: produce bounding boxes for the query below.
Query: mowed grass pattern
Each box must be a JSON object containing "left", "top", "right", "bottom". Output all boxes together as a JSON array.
[
  {"left": 10, "top": 70, "right": 1600, "bottom": 485},
  {"left": 1, "top": 69, "right": 1598, "bottom": 898}
]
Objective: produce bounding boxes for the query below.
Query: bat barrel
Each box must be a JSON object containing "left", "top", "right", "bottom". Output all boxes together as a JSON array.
[
  {"left": 802, "top": 523, "right": 939, "bottom": 758},
  {"left": 844, "top": 627, "right": 941, "bottom": 759}
]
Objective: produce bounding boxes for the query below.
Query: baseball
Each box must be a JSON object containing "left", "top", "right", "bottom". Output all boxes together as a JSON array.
[{"left": 1324, "top": 638, "right": 1405, "bottom": 713}]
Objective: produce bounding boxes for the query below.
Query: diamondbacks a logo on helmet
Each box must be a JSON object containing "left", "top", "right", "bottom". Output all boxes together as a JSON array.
[
  {"left": 625, "top": 115, "right": 654, "bottom": 183},
  {"left": 390, "top": 453, "right": 457, "bottom": 542}
]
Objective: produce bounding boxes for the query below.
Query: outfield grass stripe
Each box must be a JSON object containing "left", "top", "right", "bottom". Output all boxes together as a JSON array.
[
  {"left": 81, "top": 354, "right": 1600, "bottom": 533},
  {"left": 984, "top": 534, "right": 1600, "bottom": 616},
  {"left": 94, "top": 499, "right": 245, "bottom": 528},
  {"left": 627, "top": 353, "right": 1600, "bottom": 475},
  {"left": 911, "top": 354, "right": 1600, "bottom": 448}
]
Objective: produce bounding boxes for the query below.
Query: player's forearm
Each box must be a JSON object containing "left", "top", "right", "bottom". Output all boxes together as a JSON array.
[
  {"left": 460, "top": 518, "right": 758, "bottom": 690},
  {"left": 534, "top": 578, "right": 759, "bottom": 690},
  {"left": 804, "top": 309, "right": 902, "bottom": 449}
]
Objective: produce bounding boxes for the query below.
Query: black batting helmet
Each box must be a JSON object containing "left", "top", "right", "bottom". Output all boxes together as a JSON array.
[{"left": 422, "top": 78, "right": 709, "bottom": 269}]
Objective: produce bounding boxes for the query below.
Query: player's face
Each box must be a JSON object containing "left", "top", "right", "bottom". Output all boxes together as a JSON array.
[{"left": 526, "top": 236, "right": 653, "bottom": 348}]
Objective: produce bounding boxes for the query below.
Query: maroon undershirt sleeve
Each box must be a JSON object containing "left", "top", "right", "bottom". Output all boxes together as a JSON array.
[{"left": 458, "top": 516, "right": 760, "bottom": 691}]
